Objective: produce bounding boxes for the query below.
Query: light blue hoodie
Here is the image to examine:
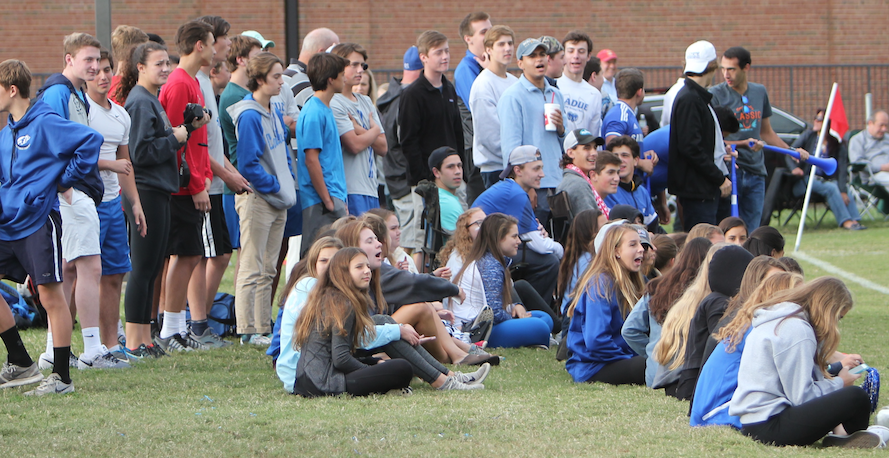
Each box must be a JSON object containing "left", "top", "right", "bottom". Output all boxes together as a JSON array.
[
  {"left": 497, "top": 75, "right": 565, "bottom": 189},
  {"left": 729, "top": 302, "right": 844, "bottom": 425}
]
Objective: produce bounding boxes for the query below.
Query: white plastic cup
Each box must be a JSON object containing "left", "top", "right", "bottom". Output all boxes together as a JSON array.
[{"left": 544, "top": 103, "right": 559, "bottom": 131}]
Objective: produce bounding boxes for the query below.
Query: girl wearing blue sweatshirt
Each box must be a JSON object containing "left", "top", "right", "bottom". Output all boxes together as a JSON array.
[
  {"left": 565, "top": 222, "right": 645, "bottom": 385},
  {"left": 228, "top": 53, "right": 297, "bottom": 344},
  {"left": 452, "top": 213, "right": 553, "bottom": 349},
  {"left": 691, "top": 271, "right": 803, "bottom": 429},
  {"left": 729, "top": 277, "right": 888, "bottom": 448}
]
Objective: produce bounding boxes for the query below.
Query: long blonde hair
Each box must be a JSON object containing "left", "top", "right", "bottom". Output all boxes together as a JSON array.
[
  {"left": 748, "top": 276, "right": 852, "bottom": 376},
  {"left": 294, "top": 248, "right": 377, "bottom": 350},
  {"left": 567, "top": 224, "right": 644, "bottom": 319},
  {"left": 654, "top": 242, "right": 730, "bottom": 369},
  {"left": 715, "top": 272, "right": 804, "bottom": 353}
]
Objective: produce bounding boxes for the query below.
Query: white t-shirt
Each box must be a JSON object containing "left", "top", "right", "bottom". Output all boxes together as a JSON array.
[
  {"left": 330, "top": 92, "right": 384, "bottom": 198},
  {"left": 556, "top": 76, "right": 603, "bottom": 137},
  {"left": 87, "top": 93, "right": 131, "bottom": 202},
  {"left": 197, "top": 70, "right": 226, "bottom": 195},
  {"left": 660, "top": 78, "right": 685, "bottom": 128}
]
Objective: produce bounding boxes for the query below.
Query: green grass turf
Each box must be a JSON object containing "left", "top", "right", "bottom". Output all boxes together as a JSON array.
[{"left": 1, "top": 214, "right": 888, "bottom": 457}]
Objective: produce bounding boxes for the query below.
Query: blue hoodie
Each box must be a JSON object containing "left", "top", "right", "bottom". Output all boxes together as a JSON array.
[
  {"left": 566, "top": 273, "right": 636, "bottom": 383},
  {"left": 35, "top": 74, "right": 105, "bottom": 205},
  {"left": 690, "top": 331, "right": 749, "bottom": 429},
  {"left": 0, "top": 99, "right": 103, "bottom": 241}
]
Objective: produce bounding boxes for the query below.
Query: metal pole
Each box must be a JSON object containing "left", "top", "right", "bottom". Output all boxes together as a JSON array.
[
  {"left": 865, "top": 93, "right": 873, "bottom": 123},
  {"left": 794, "top": 82, "right": 838, "bottom": 252},
  {"left": 284, "top": 0, "right": 300, "bottom": 65},
  {"left": 95, "top": 0, "right": 111, "bottom": 50}
]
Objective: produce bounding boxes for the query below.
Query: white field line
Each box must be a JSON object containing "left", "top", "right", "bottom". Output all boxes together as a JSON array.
[{"left": 794, "top": 251, "right": 889, "bottom": 295}]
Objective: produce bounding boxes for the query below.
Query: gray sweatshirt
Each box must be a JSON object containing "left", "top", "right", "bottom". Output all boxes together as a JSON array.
[
  {"left": 729, "top": 302, "right": 844, "bottom": 424},
  {"left": 228, "top": 98, "right": 297, "bottom": 210}
]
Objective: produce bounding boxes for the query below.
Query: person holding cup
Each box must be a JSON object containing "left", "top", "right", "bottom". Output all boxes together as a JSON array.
[{"left": 497, "top": 37, "right": 566, "bottom": 227}]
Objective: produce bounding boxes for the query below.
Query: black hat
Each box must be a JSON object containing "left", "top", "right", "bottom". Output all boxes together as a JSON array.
[{"left": 428, "top": 146, "right": 460, "bottom": 171}]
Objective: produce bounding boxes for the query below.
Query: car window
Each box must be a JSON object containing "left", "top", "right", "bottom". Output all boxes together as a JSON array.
[{"left": 770, "top": 108, "right": 807, "bottom": 135}]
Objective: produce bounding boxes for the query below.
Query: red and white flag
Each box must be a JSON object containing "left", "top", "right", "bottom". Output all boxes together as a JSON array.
[{"left": 829, "top": 88, "right": 849, "bottom": 141}]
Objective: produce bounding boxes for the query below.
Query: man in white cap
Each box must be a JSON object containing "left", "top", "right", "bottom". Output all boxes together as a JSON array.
[
  {"left": 668, "top": 40, "right": 732, "bottom": 231},
  {"left": 472, "top": 145, "right": 563, "bottom": 306}
]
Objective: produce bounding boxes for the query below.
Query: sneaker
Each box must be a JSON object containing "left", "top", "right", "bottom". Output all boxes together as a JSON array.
[
  {"left": 467, "top": 344, "right": 490, "bottom": 356},
  {"left": 437, "top": 375, "right": 484, "bottom": 391},
  {"left": 549, "top": 336, "right": 560, "bottom": 348},
  {"left": 24, "top": 373, "right": 74, "bottom": 396},
  {"left": 154, "top": 334, "right": 193, "bottom": 353},
  {"left": 822, "top": 428, "right": 886, "bottom": 449},
  {"left": 108, "top": 346, "right": 135, "bottom": 362},
  {"left": 877, "top": 406, "right": 889, "bottom": 428},
  {"left": 0, "top": 361, "right": 43, "bottom": 389},
  {"left": 386, "top": 386, "right": 413, "bottom": 396},
  {"left": 37, "top": 351, "right": 78, "bottom": 370},
  {"left": 77, "top": 349, "right": 132, "bottom": 370},
  {"left": 241, "top": 334, "right": 272, "bottom": 346},
  {"left": 868, "top": 425, "right": 889, "bottom": 447},
  {"left": 148, "top": 344, "right": 167, "bottom": 358},
  {"left": 189, "top": 327, "right": 232, "bottom": 349},
  {"left": 453, "top": 362, "right": 490, "bottom": 385},
  {"left": 180, "top": 332, "right": 210, "bottom": 351},
  {"left": 125, "top": 345, "right": 154, "bottom": 360},
  {"left": 117, "top": 334, "right": 127, "bottom": 348}
]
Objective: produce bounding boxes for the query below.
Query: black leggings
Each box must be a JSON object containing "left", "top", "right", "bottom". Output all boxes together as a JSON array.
[
  {"left": 345, "top": 359, "right": 413, "bottom": 396},
  {"left": 123, "top": 188, "right": 170, "bottom": 324},
  {"left": 741, "top": 386, "right": 871, "bottom": 447},
  {"left": 587, "top": 355, "right": 646, "bottom": 385},
  {"left": 514, "top": 280, "right": 560, "bottom": 334},
  {"left": 371, "top": 315, "right": 448, "bottom": 383}
]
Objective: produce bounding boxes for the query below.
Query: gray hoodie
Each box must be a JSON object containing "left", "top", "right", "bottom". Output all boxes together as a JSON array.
[
  {"left": 228, "top": 98, "right": 297, "bottom": 210},
  {"left": 729, "top": 302, "right": 844, "bottom": 424}
]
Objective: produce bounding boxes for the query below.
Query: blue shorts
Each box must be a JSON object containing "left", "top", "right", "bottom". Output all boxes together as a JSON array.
[
  {"left": 0, "top": 210, "right": 64, "bottom": 285},
  {"left": 223, "top": 194, "right": 240, "bottom": 249},
  {"left": 347, "top": 194, "right": 380, "bottom": 217},
  {"left": 283, "top": 191, "right": 303, "bottom": 238},
  {"left": 97, "top": 196, "right": 132, "bottom": 276}
]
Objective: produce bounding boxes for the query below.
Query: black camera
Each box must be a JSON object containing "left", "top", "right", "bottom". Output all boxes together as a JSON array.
[{"left": 183, "top": 103, "right": 210, "bottom": 125}]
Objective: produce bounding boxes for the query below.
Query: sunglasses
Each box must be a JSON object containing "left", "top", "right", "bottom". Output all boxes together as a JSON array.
[
  {"left": 466, "top": 220, "right": 484, "bottom": 229},
  {"left": 350, "top": 61, "right": 369, "bottom": 71}
]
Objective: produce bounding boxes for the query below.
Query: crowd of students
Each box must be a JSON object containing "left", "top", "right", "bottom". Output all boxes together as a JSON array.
[{"left": 0, "top": 11, "right": 886, "bottom": 450}]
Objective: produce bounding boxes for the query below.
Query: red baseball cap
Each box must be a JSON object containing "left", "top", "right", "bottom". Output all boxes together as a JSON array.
[{"left": 597, "top": 49, "right": 618, "bottom": 62}]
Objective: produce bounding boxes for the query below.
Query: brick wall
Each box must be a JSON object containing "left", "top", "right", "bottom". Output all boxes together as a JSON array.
[{"left": 2, "top": 0, "right": 887, "bottom": 124}]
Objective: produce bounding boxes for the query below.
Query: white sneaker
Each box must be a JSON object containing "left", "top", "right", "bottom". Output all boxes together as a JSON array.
[
  {"left": 437, "top": 375, "right": 484, "bottom": 391},
  {"left": 37, "top": 351, "right": 78, "bottom": 370},
  {"left": 877, "top": 407, "right": 889, "bottom": 428},
  {"left": 867, "top": 425, "right": 889, "bottom": 448},
  {"left": 77, "top": 348, "right": 132, "bottom": 370},
  {"left": 24, "top": 373, "right": 74, "bottom": 396},
  {"left": 453, "top": 362, "right": 491, "bottom": 385}
]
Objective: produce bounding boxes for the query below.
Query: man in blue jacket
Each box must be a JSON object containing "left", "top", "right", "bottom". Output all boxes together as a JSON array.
[{"left": 0, "top": 59, "right": 103, "bottom": 395}]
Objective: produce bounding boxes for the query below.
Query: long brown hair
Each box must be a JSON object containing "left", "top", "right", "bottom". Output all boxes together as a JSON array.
[
  {"left": 294, "top": 248, "right": 377, "bottom": 349},
  {"left": 366, "top": 208, "right": 398, "bottom": 264},
  {"left": 567, "top": 223, "right": 644, "bottom": 319},
  {"left": 555, "top": 209, "right": 601, "bottom": 309},
  {"left": 647, "top": 237, "right": 712, "bottom": 324},
  {"left": 454, "top": 213, "right": 518, "bottom": 306},
  {"left": 654, "top": 242, "right": 729, "bottom": 369},
  {"left": 113, "top": 41, "right": 167, "bottom": 104},
  {"left": 721, "top": 256, "right": 786, "bottom": 320},
  {"left": 335, "top": 220, "right": 387, "bottom": 313},
  {"left": 438, "top": 208, "right": 485, "bottom": 265},
  {"left": 715, "top": 272, "right": 804, "bottom": 353},
  {"left": 279, "top": 237, "right": 343, "bottom": 308}
]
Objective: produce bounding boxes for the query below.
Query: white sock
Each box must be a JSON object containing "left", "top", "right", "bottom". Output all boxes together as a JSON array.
[
  {"left": 45, "top": 331, "right": 54, "bottom": 357},
  {"left": 117, "top": 320, "right": 126, "bottom": 339},
  {"left": 81, "top": 327, "right": 103, "bottom": 359},
  {"left": 160, "top": 311, "right": 185, "bottom": 339}
]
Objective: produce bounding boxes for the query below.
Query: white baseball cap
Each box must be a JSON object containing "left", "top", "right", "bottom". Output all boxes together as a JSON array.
[{"left": 684, "top": 40, "right": 717, "bottom": 74}]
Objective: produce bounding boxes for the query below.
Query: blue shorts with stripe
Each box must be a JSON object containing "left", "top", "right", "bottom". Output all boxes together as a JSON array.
[
  {"left": 97, "top": 195, "right": 132, "bottom": 275},
  {"left": 0, "top": 210, "right": 64, "bottom": 285}
]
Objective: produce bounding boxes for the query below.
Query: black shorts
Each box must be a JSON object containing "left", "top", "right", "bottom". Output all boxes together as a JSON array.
[
  {"left": 201, "top": 194, "right": 233, "bottom": 257},
  {"left": 0, "top": 211, "right": 64, "bottom": 285},
  {"left": 167, "top": 195, "right": 204, "bottom": 257}
]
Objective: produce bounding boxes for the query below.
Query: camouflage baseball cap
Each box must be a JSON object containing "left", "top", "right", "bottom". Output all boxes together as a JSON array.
[{"left": 538, "top": 35, "right": 564, "bottom": 55}]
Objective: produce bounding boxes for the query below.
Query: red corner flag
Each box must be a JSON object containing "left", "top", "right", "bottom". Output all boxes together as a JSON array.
[{"left": 829, "top": 88, "right": 849, "bottom": 141}]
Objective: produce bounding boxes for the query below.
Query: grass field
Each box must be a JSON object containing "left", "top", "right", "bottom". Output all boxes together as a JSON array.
[{"left": 1, "top": 210, "right": 888, "bottom": 457}]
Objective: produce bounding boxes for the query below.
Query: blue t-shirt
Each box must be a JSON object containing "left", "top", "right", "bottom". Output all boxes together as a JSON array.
[
  {"left": 454, "top": 50, "right": 482, "bottom": 108},
  {"left": 602, "top": 100, "right": 643, "bottom": 149},
  {"left": 471, "top": 179, "right": 537, "bottom": 234},
  {"left": 438, "top": 187, "right": 463, "bottom": 232},
  {"left": 296, "top": 97, "right": 347, "bottom": 209},
  {"left": 644, "top": 126, "right": 670, "bottom": 196}
]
